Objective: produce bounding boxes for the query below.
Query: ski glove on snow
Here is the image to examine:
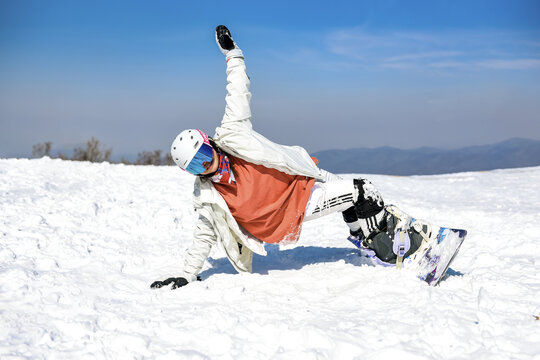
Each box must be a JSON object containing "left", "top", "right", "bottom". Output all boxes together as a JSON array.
[
  {"left": 215, "top": 25, "right": 244, "bottom": 60},
  {"left": 150, "top": 276, "right": 201, "bottom": 290}
]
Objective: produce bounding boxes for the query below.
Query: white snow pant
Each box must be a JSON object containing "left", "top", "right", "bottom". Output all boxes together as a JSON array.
[
  {"left": 304, "top": 179, "right": 357, "bottom": 221},
  {"left": 303, "top": 170, "right": 385, "bottom": 236}
]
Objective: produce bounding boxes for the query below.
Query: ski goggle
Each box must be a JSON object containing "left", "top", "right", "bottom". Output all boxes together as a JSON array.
[{"left": 185, "top": 142, "right": 214, "bottom": 175}]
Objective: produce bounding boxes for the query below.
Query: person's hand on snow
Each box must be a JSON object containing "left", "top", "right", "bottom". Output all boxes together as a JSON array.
[
  {"left": 215, "top": 25, "right": 244, "bottom": 60},
  {"left": 150, "top": 276, "right": 201, "bottom": 290}
]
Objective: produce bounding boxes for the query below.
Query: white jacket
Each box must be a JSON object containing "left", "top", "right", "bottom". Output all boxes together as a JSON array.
[{"left": 181, "top": 57, "right": 326, "bottom": 282}]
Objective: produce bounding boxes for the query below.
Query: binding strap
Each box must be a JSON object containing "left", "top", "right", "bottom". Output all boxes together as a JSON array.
[{"left": 393, "top": 229, "right": 411, "bottom": 269}]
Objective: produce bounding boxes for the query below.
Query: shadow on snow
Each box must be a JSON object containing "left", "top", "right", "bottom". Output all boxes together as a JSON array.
[
  {"left": 199, "top": 244, "right": 464, "bottom": 285},
  {"left": 199, "top": 245, "right": 363, "bottom": 279}
]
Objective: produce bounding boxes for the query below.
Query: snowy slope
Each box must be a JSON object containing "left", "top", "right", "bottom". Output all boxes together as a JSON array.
[{"left": 1, "top": 158, "right": 539, "bottom": 360}]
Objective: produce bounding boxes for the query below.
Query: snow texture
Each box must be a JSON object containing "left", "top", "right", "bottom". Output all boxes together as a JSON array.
[{"left": 1, "top": 158, "right": 539, "bottom": 359}]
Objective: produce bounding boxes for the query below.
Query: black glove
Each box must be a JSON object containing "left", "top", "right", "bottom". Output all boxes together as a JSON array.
[
  {"left": 150, "top": 276, "right": 201, "bottom": 290},
  {"left": 216, "top": 25, "right": 235, "bottom": 51},
  {"left": 215, "top": 25, "right": 243, "bottom": 59}
]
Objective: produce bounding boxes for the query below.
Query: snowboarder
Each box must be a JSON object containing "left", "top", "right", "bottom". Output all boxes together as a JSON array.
[{"left": 151, "top": 26, "right": 453, "bottom": 289}]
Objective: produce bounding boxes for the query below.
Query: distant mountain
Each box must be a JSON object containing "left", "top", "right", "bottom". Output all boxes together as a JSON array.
[{"left": 312, "top": 138, "right": 540, "bottom": 175}]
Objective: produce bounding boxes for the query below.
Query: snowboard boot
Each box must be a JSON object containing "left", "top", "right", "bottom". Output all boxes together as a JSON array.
[
  {"left": 353, "top": 178, "right": 386, "bottom": 239},
  {"left": 342, "top": 178, "right": 387, "bottom": 250}
]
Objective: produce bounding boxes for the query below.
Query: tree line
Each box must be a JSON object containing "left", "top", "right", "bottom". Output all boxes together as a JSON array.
[{"left": 32, "top": 138, "right": 174, "bottom": 166}]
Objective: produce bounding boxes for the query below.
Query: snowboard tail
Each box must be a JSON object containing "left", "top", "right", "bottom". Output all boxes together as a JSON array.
[{"left": 408, "top": 227, "right": 467, "bottom": 286}]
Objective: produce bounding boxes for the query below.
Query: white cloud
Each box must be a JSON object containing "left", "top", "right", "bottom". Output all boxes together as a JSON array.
[
  {"left": 475, "top": 58, "right": 540, "bottom": 70},
  {"left": 426, "top": 61, "right": 467, "bottom": 69},
  {"left": 386, "top": 51, "right": 464, "bottom": 62},
  {"left": 323, "top": 28, "right": 540, "bottom": 72}
]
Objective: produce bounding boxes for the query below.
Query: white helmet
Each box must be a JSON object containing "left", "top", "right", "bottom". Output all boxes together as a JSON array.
[{"left": 170, "top": 129, "right": 214, "bottom": 175}]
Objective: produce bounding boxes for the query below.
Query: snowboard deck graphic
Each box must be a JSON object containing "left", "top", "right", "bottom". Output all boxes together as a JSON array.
[{"left": 349, "top": 226, "right": 467, "bottom": 286}]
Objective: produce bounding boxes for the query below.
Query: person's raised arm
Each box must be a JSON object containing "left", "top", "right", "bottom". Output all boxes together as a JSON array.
[{"left": 215, "top": 25, "right": 252, "bottom": 126}]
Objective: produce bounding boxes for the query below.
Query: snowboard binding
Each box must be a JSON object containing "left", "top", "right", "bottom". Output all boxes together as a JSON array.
[{"left": 348, "top": 205, "right": 467, "bottom": 286}]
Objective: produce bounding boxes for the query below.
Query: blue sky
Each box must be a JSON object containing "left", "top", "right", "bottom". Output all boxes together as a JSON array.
[{"left": 1, "top": 0, "right": 539, "bottom": 159}]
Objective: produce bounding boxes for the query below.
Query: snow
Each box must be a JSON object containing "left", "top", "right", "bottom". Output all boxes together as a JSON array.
[{"left": 1, "top": 157, "right": 539, "bottom": 359}]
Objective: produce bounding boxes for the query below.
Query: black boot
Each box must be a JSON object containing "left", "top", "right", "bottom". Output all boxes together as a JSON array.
[
  {"left": 351, "top": 178, "right": 386, "bottom": 237},
  {"left": 351, "top": 179, "right": 399, "bottom": 262},
  {"left": 353, "top": 178, "right": 385, "bottom": 219}
]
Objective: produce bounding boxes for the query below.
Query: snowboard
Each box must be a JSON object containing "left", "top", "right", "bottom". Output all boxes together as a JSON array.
[{"left": 349, "top": 226, "right": 467, "bottom": 286}]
